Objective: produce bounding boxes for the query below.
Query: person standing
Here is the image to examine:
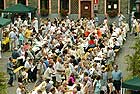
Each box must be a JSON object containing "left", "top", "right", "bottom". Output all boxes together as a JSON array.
[
  {"left": 24, "top": 26, "right": 32, "bottom": 43},
  {"left": 112, "top": 64, "right": 123, "bottom": 94},
  {"left": 94, "top": 14, "right": 99, "bottom": 27},
  {"left": 18, "top": 29, "right": 24, "bottom": 46},
  {"left": 93, "top": 75, "right": 102, "bottom": 94},
  {"left": 32, "top": 17, "right": 38, "bottom": 33},
  {"left": 55, "top": 57, "right": 65, "bottom": 83},
  {"left": 7, "top": 57, "right": 14, "bottom": 86},
  {"left": 24, "top": 58, "right": 33, "bottom": 82},
  {"left": 9, "top": 28, "right": 17, "bottom": 51}
]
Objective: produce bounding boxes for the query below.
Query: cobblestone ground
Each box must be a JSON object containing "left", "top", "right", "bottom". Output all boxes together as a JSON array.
[{"left": 0, "top": 33, "right": 135, "bottom": 94}]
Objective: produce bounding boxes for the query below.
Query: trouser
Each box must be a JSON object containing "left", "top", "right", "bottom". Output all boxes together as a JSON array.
[
  {"left": 19, "top": 40, "right": 24, "bottom": 46},
  {"left": 118, "top": 21, "right": 122, "bottom": 27},
  {"left": 8, "top": 73, "right": 14, "bottom": 85},
  {"left": 113, "top": 80, "right": 121, "bottom": 91},
  {"left": 9, "top": 39, "right": 16, "bottom": 51},
  {"left": 130, "top": 25, "right": 135, "bottom": 34},
  {"left": 28, "top": 69, "right": 33, "bottom": 81}
]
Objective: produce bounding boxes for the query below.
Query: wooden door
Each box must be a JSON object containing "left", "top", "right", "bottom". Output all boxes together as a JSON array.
[{"left": 81, "top": 1, "right": 91, "bottom": 19}]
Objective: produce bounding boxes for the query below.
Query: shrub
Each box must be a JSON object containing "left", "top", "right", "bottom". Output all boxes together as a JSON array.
[{"left": 0, "top": 72, "right": 7, "bottom": 94}]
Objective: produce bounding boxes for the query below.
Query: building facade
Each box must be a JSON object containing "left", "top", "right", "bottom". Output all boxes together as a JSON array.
[{"left": 0, "top": 0, "right": 129, "bottom": 19}]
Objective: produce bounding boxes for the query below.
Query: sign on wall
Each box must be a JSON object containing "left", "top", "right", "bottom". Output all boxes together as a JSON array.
[{"left": 94, "top": 0, "right": 98, "bottom": 4}]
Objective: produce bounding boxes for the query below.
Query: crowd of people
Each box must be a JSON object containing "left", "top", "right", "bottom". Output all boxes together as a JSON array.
[{"left": 5, "top": 13, "right": 133, "bottom": 94}]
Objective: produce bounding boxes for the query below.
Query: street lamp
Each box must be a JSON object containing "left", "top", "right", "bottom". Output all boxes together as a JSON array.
[{"left": 134, "top": 0, "right": 140, "bottom": 19}]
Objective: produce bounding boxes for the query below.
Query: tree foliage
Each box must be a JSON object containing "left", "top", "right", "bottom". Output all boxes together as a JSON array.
[
  {"left": 0, "top": 72, "right": 7, "bottom": 94},
  {"left": 126, "top": 37, "right": 140, "bottom": 77}
]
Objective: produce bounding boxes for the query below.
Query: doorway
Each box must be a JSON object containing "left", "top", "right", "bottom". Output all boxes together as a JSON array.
[
  {"left": 81, "top": 1, "right": 91, "bottom": 19},
  {"left": 40, "top": 0, "right": 49, "bottom": 16}
]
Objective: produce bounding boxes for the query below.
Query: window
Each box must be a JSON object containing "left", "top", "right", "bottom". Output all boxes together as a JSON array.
[
  {"left": 60, "top": 0, "right": 69, "bottom": 10},
  {"left": 0, "top": 0, "right": 4, "bottom": 9},
  {"left": 40, "top": 0, "right": 49, "bottom": 16},
  {"left": 18, "top": 0, "right": 26, "bottom": 5},
  {"left": 41, "top": 0, "right": 49, "bottom": 9},
  {"left": 106, "top": 0, "right": 118, "bottom": 11},
  {"left": 106, "top": 0, "right": 118, "bottom": 17}
]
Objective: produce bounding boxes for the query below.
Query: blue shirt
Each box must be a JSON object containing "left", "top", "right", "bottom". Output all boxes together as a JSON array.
[
  {"left": 7, "top": 62, "right": 14, "bottom": 74},
  {"left": 112, "top": 70, "right": 122, "bottom": 81},
  {"left": 44, "top": 60, "right": 49, "bottom": 68}
]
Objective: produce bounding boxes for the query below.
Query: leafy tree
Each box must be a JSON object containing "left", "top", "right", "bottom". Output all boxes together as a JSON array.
[
  {"left": 126, "top": 37, "right": 140, "bottom": 77},
  {"left": 0, "top": 72, "right": 7, "bottom": 94}
]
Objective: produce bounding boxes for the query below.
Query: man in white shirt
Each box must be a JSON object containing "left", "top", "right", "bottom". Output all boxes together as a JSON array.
[
  {"left": 32, "top": 17, "right": 38, "bottom": 33},
  {"left": 55, "top": 57, "right": 65, "bottom": 82},
  {"left": 9, "top": 28, "right": 17, "bottom": 51},
  {"left": 24, "top": 58, "right": 33, "bottom": 69}
]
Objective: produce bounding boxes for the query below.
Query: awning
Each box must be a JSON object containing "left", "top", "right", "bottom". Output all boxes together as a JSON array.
[
  {"left": 122, "top": 77, "right": 140, "bottom": 90},
  {"left": 0, "top": 17, "right": 11, "bottom": 28},
  {"left": 2, "top": 3, "right": 37, "bottom": 13}
]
